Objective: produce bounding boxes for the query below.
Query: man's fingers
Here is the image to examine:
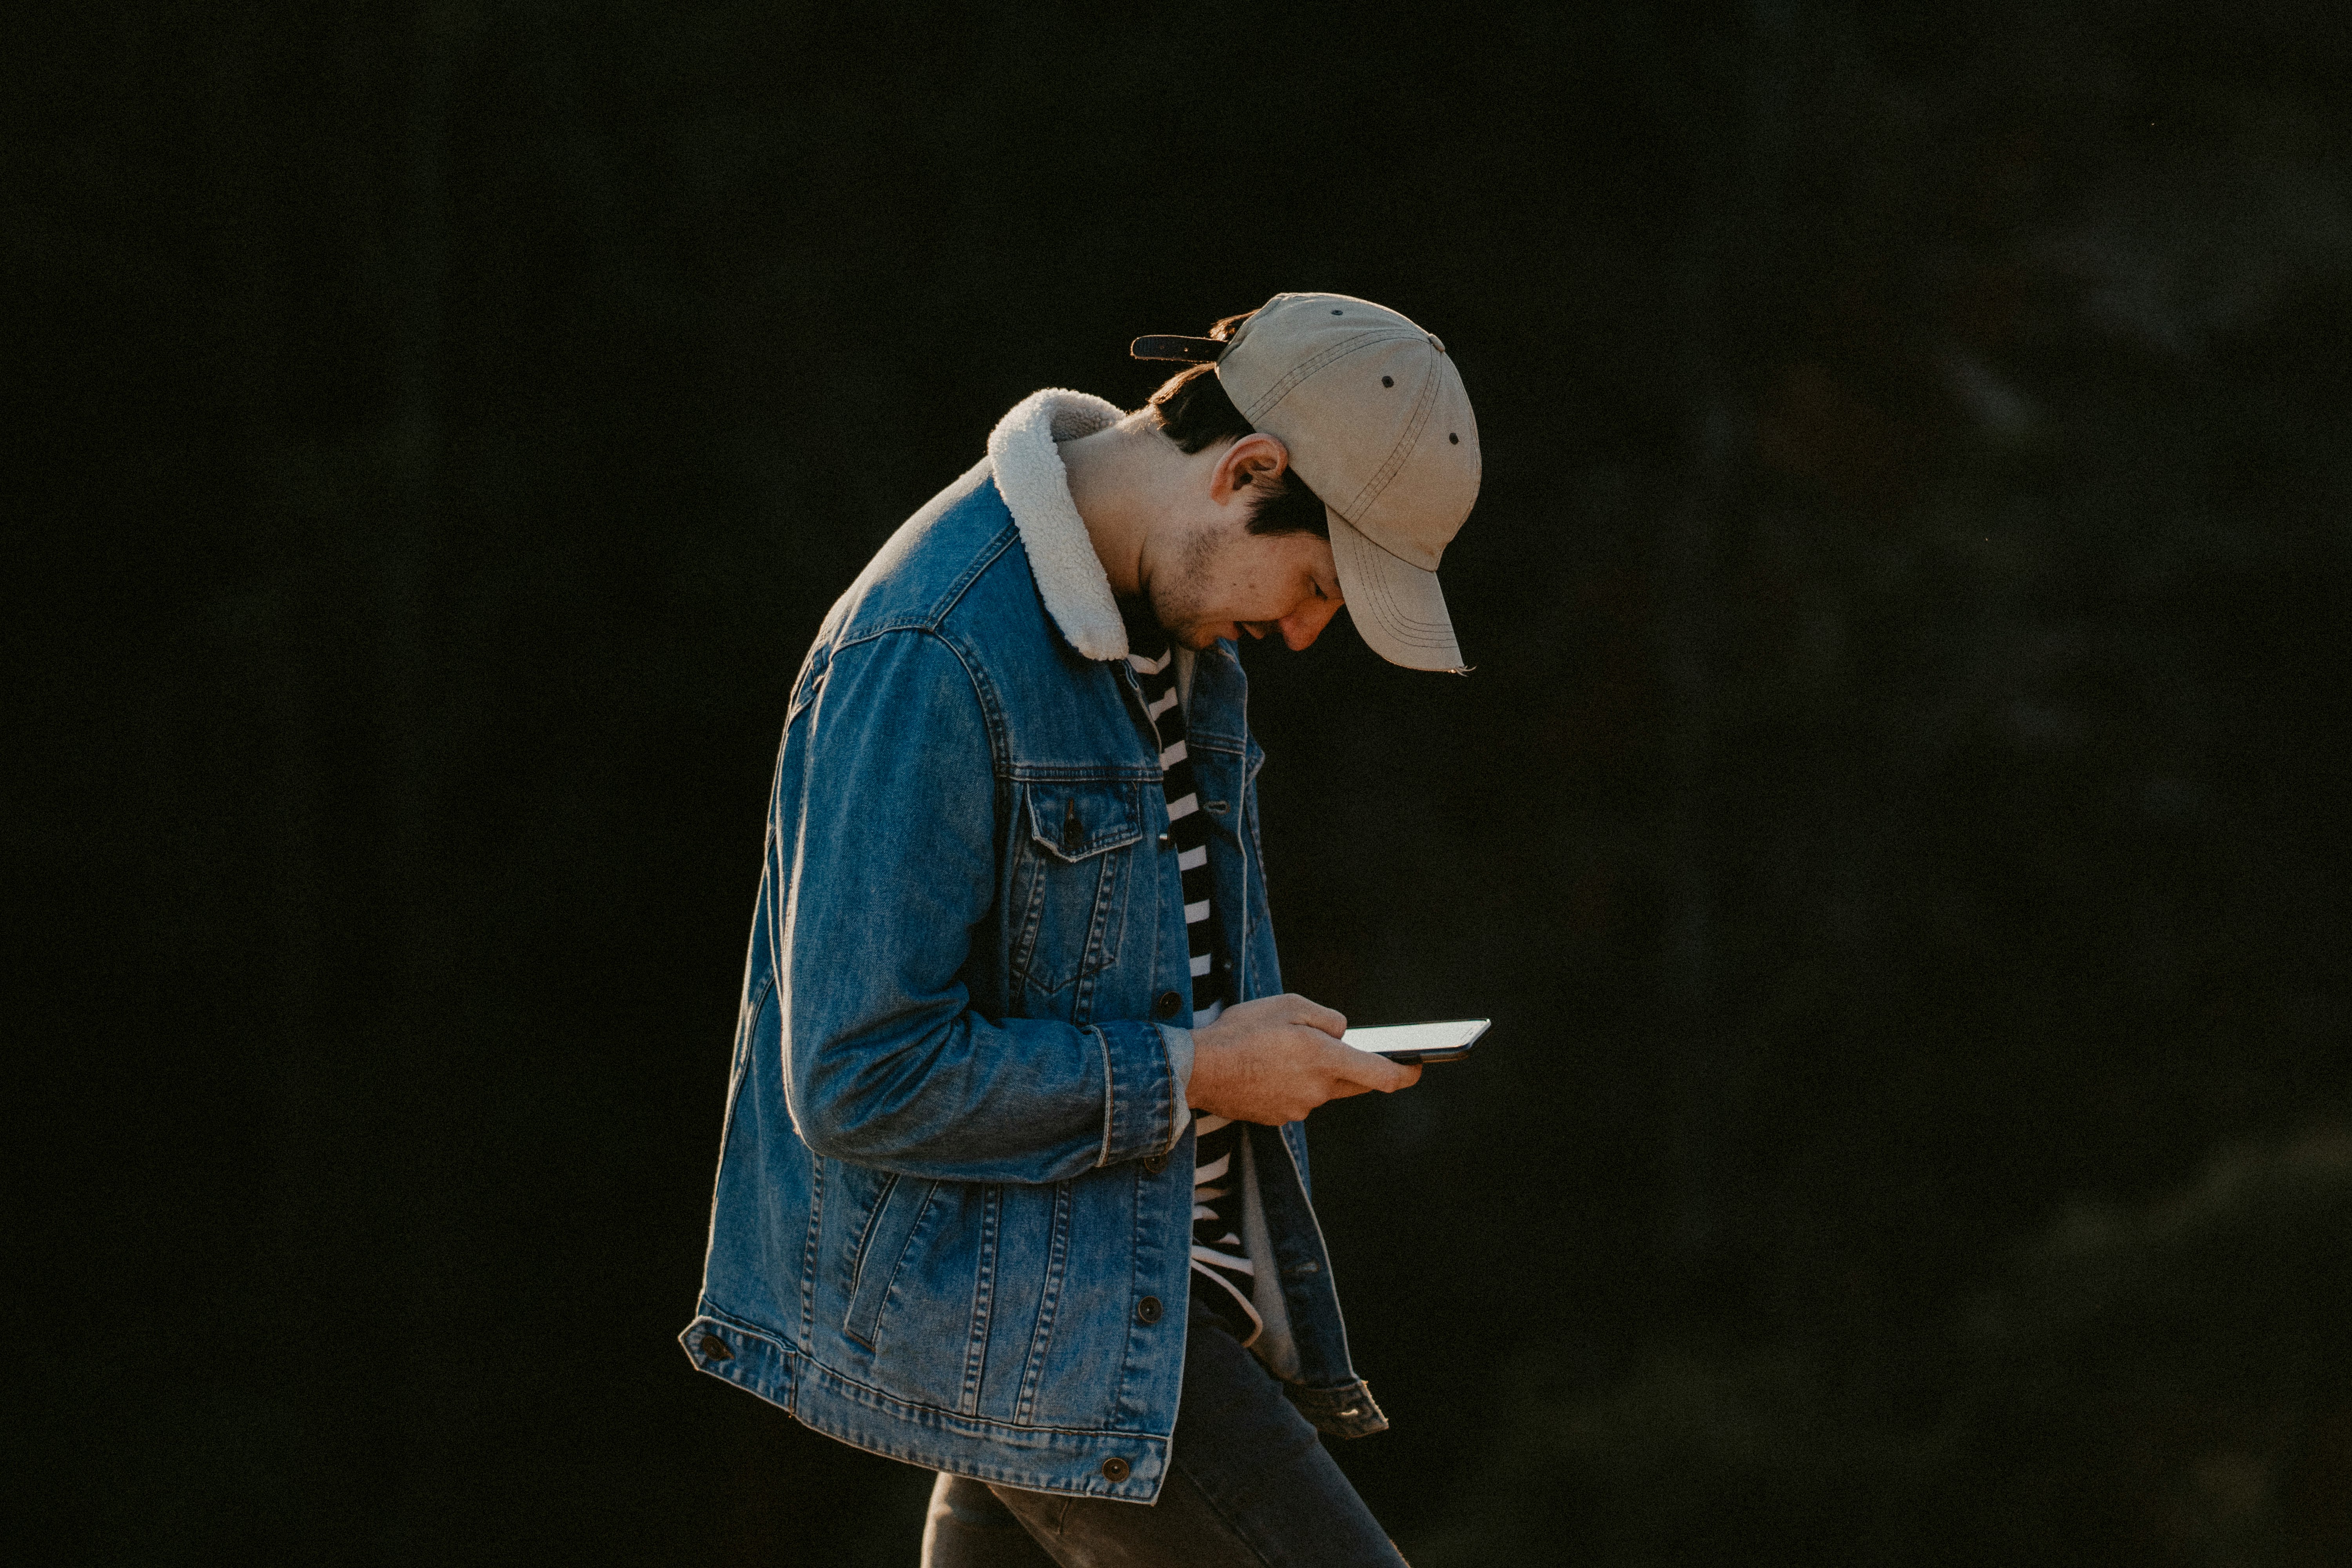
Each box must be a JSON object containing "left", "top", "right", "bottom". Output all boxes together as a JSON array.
[
  {"left": 1318, "top": 1063, "right": 1414, "bottom": 1101},
  {"left": 1318, "top": 1034, "right": 1420, "bottom": 1092},
  {"left": 1283, "top": 993, "right": 1348, "bottom": 1039}
]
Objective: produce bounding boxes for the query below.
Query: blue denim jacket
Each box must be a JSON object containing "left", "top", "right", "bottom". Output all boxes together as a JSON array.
[{"left": 680, "top": 392, "right": 1386, "bottom": 1503}]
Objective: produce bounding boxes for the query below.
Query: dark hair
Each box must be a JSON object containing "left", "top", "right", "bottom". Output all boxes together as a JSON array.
[{"left": 1145, "top": 312, "right": 1330, "bottom": 539}]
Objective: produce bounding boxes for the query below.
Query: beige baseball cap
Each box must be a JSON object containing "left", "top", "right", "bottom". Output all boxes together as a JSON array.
[{"left": 1132, "top": 292, "right": 1482, "bottom": 671}]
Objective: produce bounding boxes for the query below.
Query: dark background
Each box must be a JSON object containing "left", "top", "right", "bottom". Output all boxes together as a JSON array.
[{"left": 12, "top": 1, "right": 2352, "bottom": 1563}]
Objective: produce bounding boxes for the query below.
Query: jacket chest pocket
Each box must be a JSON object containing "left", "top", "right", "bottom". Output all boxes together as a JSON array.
[{"left": 1009, "top": 780, "right": 1147, "bottom": 1003}]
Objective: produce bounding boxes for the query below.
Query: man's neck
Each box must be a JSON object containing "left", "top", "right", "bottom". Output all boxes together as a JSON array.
[{"left": 1056, "top": 413, "right": 1178, "bottom": 600}]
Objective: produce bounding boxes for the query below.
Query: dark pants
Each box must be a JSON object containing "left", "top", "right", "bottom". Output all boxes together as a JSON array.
[{"left": 919, "top": 1299, "right": 1407, "bottom": 1567}]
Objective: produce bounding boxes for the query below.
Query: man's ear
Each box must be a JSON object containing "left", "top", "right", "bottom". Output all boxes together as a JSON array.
[{"left": 1212, "top": 432, "right": 1291, "bottom": 502}]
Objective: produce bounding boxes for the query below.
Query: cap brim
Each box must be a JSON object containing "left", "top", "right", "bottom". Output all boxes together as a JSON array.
[{"left": 1328, "top": 509, "right": 1466, "bottom": 671}]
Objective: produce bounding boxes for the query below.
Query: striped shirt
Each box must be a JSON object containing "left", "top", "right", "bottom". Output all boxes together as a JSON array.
[{"left": 1125, "top": 634, "right": 1261, "bottom": 1345}]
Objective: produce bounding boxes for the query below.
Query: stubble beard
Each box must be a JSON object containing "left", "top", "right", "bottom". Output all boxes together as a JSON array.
[{"left": 1142, "top": 514, "right": 1232, "bottom": 652}]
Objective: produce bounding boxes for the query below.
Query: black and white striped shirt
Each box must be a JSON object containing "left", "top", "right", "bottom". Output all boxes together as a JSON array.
[{"left": 1126, "top": 634, "right": 1261, "bottom": 1345}]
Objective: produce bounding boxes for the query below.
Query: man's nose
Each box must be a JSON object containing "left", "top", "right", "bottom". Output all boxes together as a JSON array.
[{"left": 1277, "top": 596, "right": 1344, "bottom": 652}]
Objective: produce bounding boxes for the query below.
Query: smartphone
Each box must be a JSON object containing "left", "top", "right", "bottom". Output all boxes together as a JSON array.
[{"left": 1341, "top": 1019, "right": 1491, "bottom": 1064}]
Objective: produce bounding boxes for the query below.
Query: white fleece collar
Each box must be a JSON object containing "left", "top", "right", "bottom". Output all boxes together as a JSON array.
[{"left": 987, "top": 388, "right": 1129, "bottom": 661}]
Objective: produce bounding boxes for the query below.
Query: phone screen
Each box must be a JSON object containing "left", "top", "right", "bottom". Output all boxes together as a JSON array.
[{"left": 1341, "top": 1019, "right": 1491, "bottom": 1063}]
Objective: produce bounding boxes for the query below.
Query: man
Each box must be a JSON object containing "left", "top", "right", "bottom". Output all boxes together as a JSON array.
[{"left": 681, "top": 292, "right": 1482, "bottom": 1565}]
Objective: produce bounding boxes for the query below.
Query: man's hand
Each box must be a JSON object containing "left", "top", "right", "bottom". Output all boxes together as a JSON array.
[{"left": 1184, "top": 993, "right": 1421, "bottom": 1126}]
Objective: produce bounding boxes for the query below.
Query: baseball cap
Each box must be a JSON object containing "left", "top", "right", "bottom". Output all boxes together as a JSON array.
[{"left": 1132, "top": 292, "right": 1481, "bottom": 671}]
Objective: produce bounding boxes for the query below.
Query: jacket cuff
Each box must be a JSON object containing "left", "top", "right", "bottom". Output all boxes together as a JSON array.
[
  {"left": 1093, "top": 1018, "right": 1184, "bottom": 1165},
  {"left": 1158, "top": 1024, "right": 1195, "bottom": 1142}
]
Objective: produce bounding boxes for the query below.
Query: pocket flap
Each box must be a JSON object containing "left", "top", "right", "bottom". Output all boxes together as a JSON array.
[{"left": 1024, "top": 782, "right": 1147, "bottom": 863}]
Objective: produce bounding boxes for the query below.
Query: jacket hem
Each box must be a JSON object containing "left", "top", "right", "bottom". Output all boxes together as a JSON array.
[{"left": 681, "top": 1310, "right": 1174, "bottom": 1503}]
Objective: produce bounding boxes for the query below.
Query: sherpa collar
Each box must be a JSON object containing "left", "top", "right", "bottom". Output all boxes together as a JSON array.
[{"left": 987, "top": 388, "right": 1129, "bottom": 661}]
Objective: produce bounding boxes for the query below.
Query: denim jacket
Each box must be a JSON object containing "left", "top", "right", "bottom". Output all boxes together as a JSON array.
[{"left": 679, "top": 391, "right": 1387, "bottom": 1503}]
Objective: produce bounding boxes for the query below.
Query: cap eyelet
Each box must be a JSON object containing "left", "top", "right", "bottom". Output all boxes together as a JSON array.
[
  {"left": 1449, "top": 433, "right": 1460, "bottom": 444},
  {"left": 1381, "top": 376, "right": 1394, "bottom": 388},
  {"left": 1330, "top": 309, "right": 1342, "bottom": 315}
]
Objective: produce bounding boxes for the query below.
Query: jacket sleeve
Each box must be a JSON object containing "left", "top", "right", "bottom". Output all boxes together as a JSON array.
[{"left": 773, "top": 626, "right": 1184, "bottom": 1183}]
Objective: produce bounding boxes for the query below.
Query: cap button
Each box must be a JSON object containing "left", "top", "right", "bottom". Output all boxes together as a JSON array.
[{"left": 1428, "top": 333, "right": 1446, "bottom": 352}]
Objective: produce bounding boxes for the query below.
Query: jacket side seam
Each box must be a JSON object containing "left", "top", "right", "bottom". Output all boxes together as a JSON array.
[
  {"left": 1093, "top": 1026, "right": 1116, "bottom": 1168},
  {"left": 824, "top": 624, "right": 1011, "bottom": 786}
]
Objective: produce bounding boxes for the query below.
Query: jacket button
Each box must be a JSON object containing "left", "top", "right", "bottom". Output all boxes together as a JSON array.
[
  {"left": 1141, "top": 1153, "right": 1166, "bottom": 1175},
  {"left": 1101, "top": 1456, "right": 1131, "bottom": 1482},
  {"left": 1154, "top": 991, "right": 1181, "bottom": 1019},
  {"left": 699, "top": 1333, "right": 731, "bottom": 1362},
  {"left": 1137, "top": 1295, "right": 1162, "bottom": 1324},
  {"left": 1157, "top": 831, "right": 1173, "bottom": 849},
  {"left": 1062, "top": 805, "right": 1083, "bottom": 851}
]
